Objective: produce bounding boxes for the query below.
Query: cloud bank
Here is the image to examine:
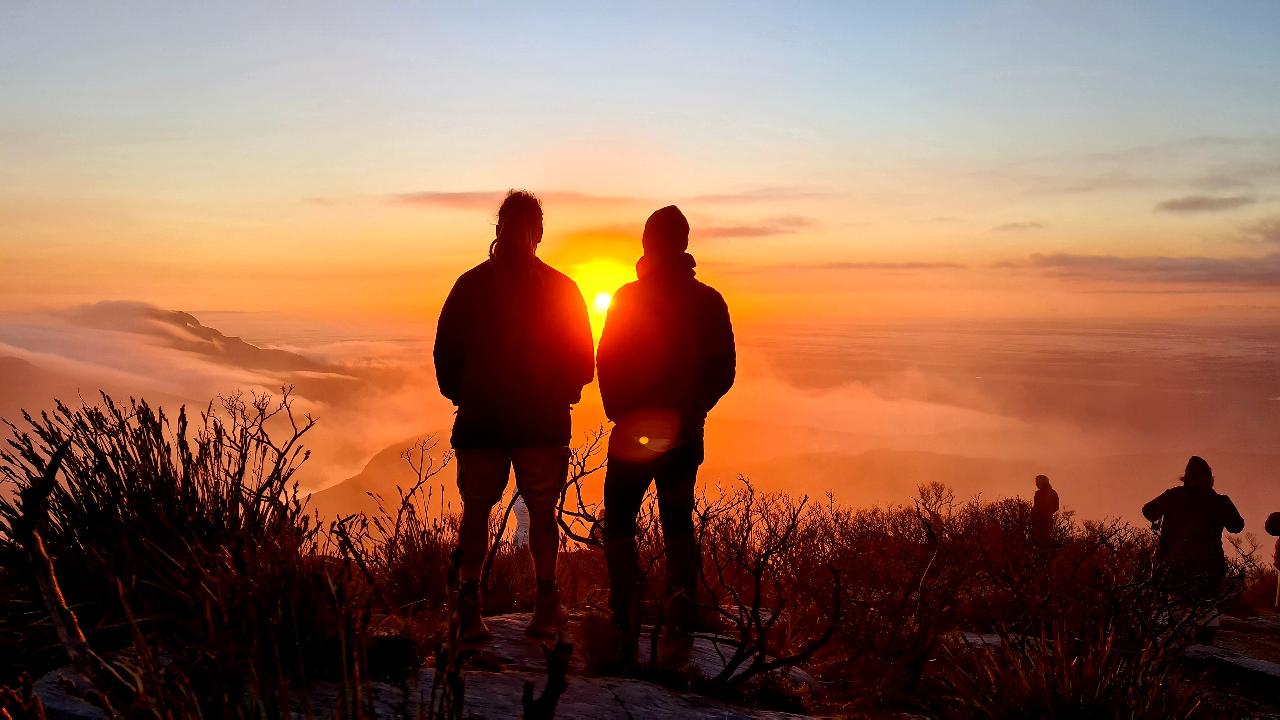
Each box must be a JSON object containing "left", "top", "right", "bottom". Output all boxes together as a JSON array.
[
  {"left": 1001, "top": 252, "right": 1280, "bottom": 286},
  {"left": 992, "top": 221, "right": 1045, "bottom": 232},
  {"left": 0, "top": 303, "right": 449, "bottom": 491},
  {"left": 1154, "top": 195, "right": 1256, "bottom": 213},
  {"left": 380, "top": 187, "right": 835, "bottom": 211}
]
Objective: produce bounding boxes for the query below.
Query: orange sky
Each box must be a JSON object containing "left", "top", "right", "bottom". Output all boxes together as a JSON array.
[
  {"left": 2, "top": 4, "right": 1279, "bottom": 535},
  {"left": 5, "top": 186, "right": 1279, "bottom": 327},
  {"left": 2, "top": 6, "right": 1279, "bottom": 324}
]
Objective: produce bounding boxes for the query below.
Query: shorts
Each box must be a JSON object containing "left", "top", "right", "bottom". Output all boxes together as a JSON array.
[{"left": 455, "top": 446, "right": 570, "bottom": 510}]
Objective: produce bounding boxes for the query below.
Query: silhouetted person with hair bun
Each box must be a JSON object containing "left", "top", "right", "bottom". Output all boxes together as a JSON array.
[
  {"left": 434, "top": 189, "right": 594, "bottom": 642},
  {"left": 1141, "top": 455, "right": 1244, "bottom": 598},
  {"left": 598, "top": 205, "right": 735, "bottom": 666},
  {"left": 1030, "top": 474, "right": 1059, "bottom": 542}
]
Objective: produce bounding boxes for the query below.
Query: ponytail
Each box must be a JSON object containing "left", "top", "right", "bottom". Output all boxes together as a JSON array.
[{"left": 490, "top": 189, "right": 543, "bottom": 279}]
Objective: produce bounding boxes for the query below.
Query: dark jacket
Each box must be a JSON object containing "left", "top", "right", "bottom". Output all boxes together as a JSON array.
[
  {"left": 1142, "top": 485, "right": 1244, "bottom": 570},
  {"left": 434, "top": 258, "right": 594, "bottom": 449},
  {"left": 1031, "top": 487, "right": 1059, "bottom": 534},
  {"left": 597, "top": 254, "right": 735, "bottom": 444}
]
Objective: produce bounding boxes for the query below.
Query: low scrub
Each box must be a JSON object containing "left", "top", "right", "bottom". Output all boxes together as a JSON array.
[{"left": 0, "top": 392, "right": 1268, "bottom": 718}]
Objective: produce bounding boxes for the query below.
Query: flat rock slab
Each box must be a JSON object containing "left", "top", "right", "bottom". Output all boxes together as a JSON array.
[
  {"left": 1185, "top": 612, "right": 1280, "bottom": 689},
  {"left": 1186, "top": 644, "right": 1280, "bottom": 686},
  {"left": 1214, "top": 615, "right": 1280, "bottom": 665},
  {"left": 37, "top": 666, "right": 809, "bottom": 720},
  {"left": 305, "top": 669, "right": 807, "bottom": 719},
  {"left": 32, "top": 669, "right": 109, "bottom": 720},
  {"left": 480, "top": 612, "right": 818, "bottom": 691},
  {"left": 35, "top": 614, "right": 815, "bottom": 719}
]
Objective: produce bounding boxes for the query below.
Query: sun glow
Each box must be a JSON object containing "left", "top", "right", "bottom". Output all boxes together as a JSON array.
[{"left": 570, "top": 258, "right": 634, "bottom": 342}]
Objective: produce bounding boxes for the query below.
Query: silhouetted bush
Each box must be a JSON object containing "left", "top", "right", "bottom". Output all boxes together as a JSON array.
[
  {"left": 0, "top": 393, "right": 1270, "bottom": 718},
  {"left": 0, "top": 392, "right": 377, "bottom": 716}
]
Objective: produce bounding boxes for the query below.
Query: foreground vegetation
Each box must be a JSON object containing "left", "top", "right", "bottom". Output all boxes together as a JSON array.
[{"left": 0, "top": 392, "right": 1273, "bottom": 718}]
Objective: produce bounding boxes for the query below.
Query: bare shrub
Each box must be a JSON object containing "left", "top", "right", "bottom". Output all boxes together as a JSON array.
[
  {"left": 1, "top": 392, "right": 1266, "bottom": 717},
  {"left": 0, "top": 391, "right": 376, "bottom": 717},
  {"left": 695, "top": 481, "right": 841, "bottom": 695}
]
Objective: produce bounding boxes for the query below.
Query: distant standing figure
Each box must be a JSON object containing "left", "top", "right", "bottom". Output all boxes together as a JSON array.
[
  {"left": 513, "top": 496, "right": 531, "bottom": 548},
  {"left": 1141, "top": 455, "right": 1245, "bottom": 597},
  {"left": 1030, "top": 474, "right": 1059, "bottom": 541},
  {"left": 434, "top": 190, "right": 595, "bottom": 641},
  {"left": 598, "top": 205, "right": 736, "bottom": 660}
]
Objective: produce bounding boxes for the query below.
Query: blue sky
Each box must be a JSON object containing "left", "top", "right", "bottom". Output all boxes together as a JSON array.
[{"left": 2, "top": 2, "right": 1278, "bottom": 318}]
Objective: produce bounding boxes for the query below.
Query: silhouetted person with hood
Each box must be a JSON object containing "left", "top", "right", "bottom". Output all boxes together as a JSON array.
[
  {"left": 1141, "top": 455, "right": 1244, "bottom": 597},
  {"left": 598, "top": 205, "right": 736, "bottom": 663},
  {"left": 1030, "top": 474, "right": 1059, "bottom": 541},
  {"left": 434, "top": 190, "right": 594, "bottom": 641}
]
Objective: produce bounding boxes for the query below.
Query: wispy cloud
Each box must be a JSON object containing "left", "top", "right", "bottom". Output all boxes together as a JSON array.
[
  {"left": 992, "top": 221, "right": 1045, "bottom": 232},
  {"left": 979, "top": 136, "right": 1280, "bottom": 197},
  {"left": 1190, "top": 161, "right": 1280, "bottom": 191},
  {"left": 973, "top": 168, "right": 1156, "bottom": 195},
  {"left": 388, "top": 190, "right": 639, "bottom": 209},
  {"left": 1242, "top": 215, "right": 1280, "bottom": 245},
  {"left": 1000, "top": 252, "right": 1280, "bottom": 286},
  {"left": 547, "top": 215, "right": 819, "bottom": 259},
  {"left": 698, "top": 215, "right": 816, "bottom": 239},
  {"left": 711, "top": 260, "right": 964, "bottom": 274},
  {"left": 1034, "top": 172, "right": 1155, "bottom": 195},
  {"left": 1192, "top": 175, "right": 1257, "bottom": 191},
  {"left": 683, "top": 187, "right": 837, "bottom": 204},
  {"left": 379, "top": 186, "right": 835, "bottom": 211},
  {"left": 1154, "top": 195, "right": 1256, "bottom": 213}
]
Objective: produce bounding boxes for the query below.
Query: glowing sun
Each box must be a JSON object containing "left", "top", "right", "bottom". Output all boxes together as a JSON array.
[{"left": 570, "top": 258, "right": 634, "bottom": 341}]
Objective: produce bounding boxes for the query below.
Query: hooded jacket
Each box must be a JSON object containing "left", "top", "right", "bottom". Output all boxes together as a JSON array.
[
  {"left": 1031, "top": 486, "right": 1059, "bottom": 526},
  {"left": 597, "top": 253, "right": 735, "bottom": 444},
  {"left": 434, "top": 257, "right": 594, "bottom": 448}
]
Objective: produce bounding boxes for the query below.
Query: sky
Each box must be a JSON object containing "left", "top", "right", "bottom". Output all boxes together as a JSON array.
[
  {"left": 3, "top": 1, "right": 1279, "bottom": 323},
  {"left": 1, "top": 3, "right": 1279, "bottom": 530}
]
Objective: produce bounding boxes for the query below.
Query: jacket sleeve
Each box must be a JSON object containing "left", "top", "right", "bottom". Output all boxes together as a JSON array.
[
  {"left": 1034, "top": 489, "right": 1059, "bottom": 514},
  {"left": 433, "top": 278, "right": 467, "bottom": 404},
  {"left": 702, "top": 291, "right": 736, "bottom": 412},
  {"left": 596, "top": 292, "right": 625, "bottom": 422},
  {"left": 1220, "top": 495, "right": 1245, "bottom": 533},
  {"left": 1141, "top": 490, "right": 1170, "bottom": 523},
  {"left": 562, "top": 280, "right": 595, "bottom": 403}
]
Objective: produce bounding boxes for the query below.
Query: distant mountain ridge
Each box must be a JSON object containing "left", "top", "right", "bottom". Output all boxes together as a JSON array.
[{"left": 65, "top": 302, "right": 329, "bottom": 373}]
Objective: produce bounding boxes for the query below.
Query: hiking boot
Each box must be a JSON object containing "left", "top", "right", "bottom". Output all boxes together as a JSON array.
[
  {"left": 609, "top": 601, "right": 642, "bottom": 674},
  {"left": 456, "top": 580, "right": 491, "bottom": 643},
  {"left": 657, "top": 627, "right": 695, "bottom": 672},
  {"left": 526, "top": 577, "right": 565, "bottom": 639},
  {"left": 591, "top": 614, "right": 639, "bottom": 676}
]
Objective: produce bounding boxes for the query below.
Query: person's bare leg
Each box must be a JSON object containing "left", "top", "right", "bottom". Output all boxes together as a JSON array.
[
  {"left": 514, "top": 447, "right": 569, "bottom": 637},
  {"left": 525, "top": 496, "right": 558, "bottom": 579},
  {"left": 457, "top": 498, "right": 494, "bottom": 581},
  {"left": 454, "top": 449, "right": 510, "bottom": 641}
]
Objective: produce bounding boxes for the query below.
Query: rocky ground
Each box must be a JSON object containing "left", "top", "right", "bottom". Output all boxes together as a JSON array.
[
  {"left": 35, "top": 612, "right": 814, "bottom": 719},
  {"left": 34, "top": 611, "right": 1280, "bottom": 718},
  {"left": 1186, "top": 613, "right": 1280, "bottom": 719}
]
